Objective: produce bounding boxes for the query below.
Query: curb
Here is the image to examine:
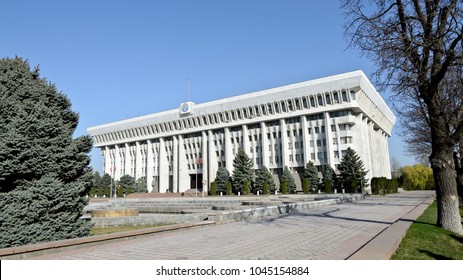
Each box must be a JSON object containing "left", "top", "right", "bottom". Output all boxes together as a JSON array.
[{"left": 347, "top": 195, "right": 435, "bottom": 260}]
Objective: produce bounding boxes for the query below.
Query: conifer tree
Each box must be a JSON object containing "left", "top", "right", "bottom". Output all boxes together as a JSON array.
[
  {"left": 215, "top": 167, "right": 230, "bottom": 194},
  {"left": 135, "top": 177, "right": 148, "bottom": 193},
  {"left": 0, "top": 57, "right": 93, "bottom": 248},
  {"left": 119, "top": 174, "right": 135, "bottom": 195},
  {"left": 255, "top": 166, "right": 275, "bottom": 194},
  {"left": 232, "top": 149, "right": 253, "bottom": 194},
  {"left": 304, "top": 161, "right": 319, "bottom": 193},
  {"left": 281, "top": 166, "right": 296, "bottom": 194},
  {"left": 100, "top": 173, "right": 112, "bottom": 197},
  {"left": 338, "top": 148, "right": 368, "bottom": 193},
  {"left": 323, "top": 166, "right": 335, "bottom": 193}
]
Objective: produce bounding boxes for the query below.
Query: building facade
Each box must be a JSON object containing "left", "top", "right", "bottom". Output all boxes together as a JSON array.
[{"left": 87, "top": 71, "right": 396, "bottom": 193}]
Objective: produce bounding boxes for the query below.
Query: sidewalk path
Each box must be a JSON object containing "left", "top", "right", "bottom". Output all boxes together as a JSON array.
[{"left": 28, "top": 191, "right": 435, "bottom": 260}]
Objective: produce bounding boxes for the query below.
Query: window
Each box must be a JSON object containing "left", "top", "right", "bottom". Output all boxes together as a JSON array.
[
  {"left": 315, "top": 127, "right": 320, "bottom": 134},
  {"left": 325, "top": 93, "right": 332, "bottom": 105},
  {"left": 342, "top": 91, "right": 348, "bottom": 102},
  {"left": 333, "top": 91, "right": 340, "bottom": 103},
  {"left": 318, "top": 95, "right": 324, "bottom": 106}
]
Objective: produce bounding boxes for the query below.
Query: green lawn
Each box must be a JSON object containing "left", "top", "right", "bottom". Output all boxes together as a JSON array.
[
  {"left": 392, "top": 201, "right": 463, "bottom": 260},
  {"left": 91, "top": 223, "right": 172, "bottom": 235}
]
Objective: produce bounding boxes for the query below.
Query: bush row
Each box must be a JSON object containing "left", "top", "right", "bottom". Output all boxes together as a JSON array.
[{"left": 370, "top": 177, "right": 398, "bottom": 195}]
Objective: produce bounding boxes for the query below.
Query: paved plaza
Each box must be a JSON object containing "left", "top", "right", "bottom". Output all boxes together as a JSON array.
[{"left": 28, "top": 191, "right": 434, "bottom": 260}]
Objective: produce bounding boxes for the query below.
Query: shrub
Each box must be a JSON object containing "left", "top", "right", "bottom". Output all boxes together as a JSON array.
[
  {"left": 226, "top": 181, "right": 232, "bottom": 195},
  {"left": 117, "top": 186, "right": 124, "bottom": 197},
  {"left": 210, "top": 182, "right": 217, "bottom": 196},
  {"left": 280, "top": 180, "right": 288, "bottom": 194},
  {"left": 325, "top": 179, "right": 333, "bottom": 194},
  {"left": 263, "top": 181, "right": 269, "bottom": 195},
  {"left": 243, "top": 181, "right": 250, "bottom": 195},
  {"left": 303, "top": 178, "right": 310, "bottom": 194}
]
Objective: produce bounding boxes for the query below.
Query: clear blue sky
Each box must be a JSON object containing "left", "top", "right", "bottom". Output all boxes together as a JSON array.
[{"left": 1, "top": 0, "right": 415, "bottom": 172}]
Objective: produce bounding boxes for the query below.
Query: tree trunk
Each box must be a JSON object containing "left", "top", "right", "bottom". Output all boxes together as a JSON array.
[
  {"left": 428, "top": 98, "right": 463, "bottom": 234},
  {"left": 431, "top": 145, "right": 462, "bottom": 234}
]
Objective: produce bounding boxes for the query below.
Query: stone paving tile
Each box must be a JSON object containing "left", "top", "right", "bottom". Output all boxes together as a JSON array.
[{"left": 28, "top": 191, "right": 434, "bottom": 260}]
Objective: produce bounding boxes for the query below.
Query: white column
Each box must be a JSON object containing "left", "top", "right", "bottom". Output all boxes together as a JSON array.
[
  {"left": 177, "top": 135, "right": 189, "bottom": 192},
  {"left": 124, "top": 143, "right": 131, "bottom": 176},
  {"left": 201, "top": 131, "right": 209, "bottom": 193},
  {"left": 158, "top": 137, "right": 169, "bottom": 193},
  {"left": 146, "top": 140, "right": 154, "bottom": 193},
  {"left": 172, "top": 136, "right": 179, "bottom": 192},
  {"left": 104, "top": 146, "right": 111, "bottom": 175},
  {"left": 208, "top": 130, "right": 218, "bottom": 185},
  {"left": 324, "top": 112, "right": 334, "bottom": 168},
  {"left": 280, "top": 119, "right": 289, "bottom": 168},
  {"left": 301, "top": 116, "right": 310, "bottom": 166},
  {"left": 135, "top": 141, "right": 142, "bottom": 180},
  {"left": 224, "top": 127, "right": 234, "bottom": 173},
  {"left": 384, "top": 133, "right": 392, "bottom": 178},
  {"left": 243, "top": 124, "right": 250, "bottom": 156},
  {"left": 260, "top": 122, "right": 269, "bottom": 167},
  {"left": 114, "top": 144, "right": 121, "bottom": 181}
]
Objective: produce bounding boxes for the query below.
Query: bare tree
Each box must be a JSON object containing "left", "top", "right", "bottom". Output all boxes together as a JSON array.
[{"left": 343, "top": 0, "right": 463, "bottom": 234}]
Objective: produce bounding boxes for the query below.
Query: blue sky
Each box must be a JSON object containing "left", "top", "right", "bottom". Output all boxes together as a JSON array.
[{"left": 1, "top": 0, "right": 415, "bottom": 172}]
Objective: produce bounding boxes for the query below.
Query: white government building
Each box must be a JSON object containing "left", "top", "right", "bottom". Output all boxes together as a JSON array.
[{"left": 88, "top": 71, "right": 396, "bottom": 193}]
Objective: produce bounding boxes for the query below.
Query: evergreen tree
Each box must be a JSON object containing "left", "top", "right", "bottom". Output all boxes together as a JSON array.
[
  {"left": 304, "top": 161, "right": 319, "bottom": 193},
  {"left": 215, "top": 167, "right": 230, "bottom": 194},
  {"left": 119, "top": 174, "right": 135, "bottom": 195},
  {"left": 232, "top": 149, "right": 254, "bottom": 194},
  {"left": 90, "top": 171, "right": 102, "bottom": 196},
  {"left": 100, "top": 173, "right": 112, "bottom": 197},
  {"left": 323, "top": 166, "right": 335, "bottom": 193},
  {"left": 135, "top": 177, "right": 148, "bottom": 193},
  {"left": 281, "top": 166, "right": 296, "bottom": 194},
  {"left": 255, "top": 166, "right": 275, "bottom": 194},
  {"left": 338, "top": 148, "right": 368, "bottom": 193},
  {"left": 0, "top": 57, "right": 92, "bottom": 248}
]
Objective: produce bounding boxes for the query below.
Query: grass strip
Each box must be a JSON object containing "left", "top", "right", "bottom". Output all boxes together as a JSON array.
[{"left": 392, "top": 201, "right": 463, "bottom": 260}]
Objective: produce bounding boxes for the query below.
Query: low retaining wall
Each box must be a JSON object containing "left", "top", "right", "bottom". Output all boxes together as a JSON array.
[
  {"left": 214, "top": 194, "right": 364, "bottom": 223},
  {"left": 92, "top": 214, "right": 206, "bottom": 228}
]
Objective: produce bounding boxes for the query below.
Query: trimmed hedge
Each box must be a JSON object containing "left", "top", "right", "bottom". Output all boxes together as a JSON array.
[{"left": 371, "top": 177, "right": 398, "bottom": 195}]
